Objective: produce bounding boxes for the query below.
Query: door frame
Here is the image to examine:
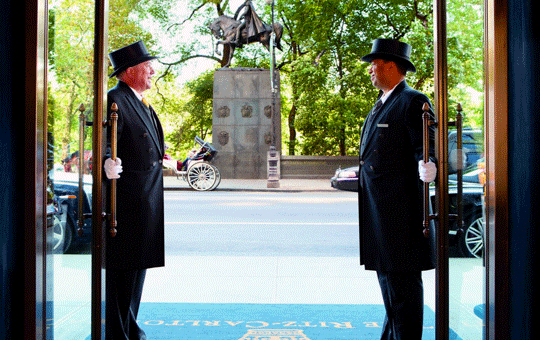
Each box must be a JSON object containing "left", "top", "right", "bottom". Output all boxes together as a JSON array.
[
  {"left": 24, "top": 0, "right": 47, "bottom": 338},
  {"left": 23, "top": 0, "right": 110, "bottom": 338},
  {"left": 432, "top": 1, "right": 451, "bottom": 338},
  {"left": 91, "top": 0, "right": 109, "bottom": 338},
  {"left": 484, "top": 0, "right": 509, "bottom": 339},
  {"left": 432, "top": 1, "right": 509, "bottom": 339},
  {"left": 23, "top": 0, "right": 509, "bottom": 339}
]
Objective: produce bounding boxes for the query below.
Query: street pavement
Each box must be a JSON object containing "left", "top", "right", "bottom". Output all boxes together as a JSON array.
[
  {"left": 147, "top": 178, "right": 384, "bottom": 307},
  {"left": 155, "top": 176, "right": 433, "bottom": 305},
  {"left": 146, "top": 175, "right": 483, "bottom": 340},
  {"left": 163, "top": 175, "right": 336, "bottom": 192},
  {"left": 50, "top": 176, "right": 481, "bottom": 339}
]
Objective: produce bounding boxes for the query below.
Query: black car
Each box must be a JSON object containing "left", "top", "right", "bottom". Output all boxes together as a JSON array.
[
  {"left": 48, "top": 171, "right": 93, "bottom": 253},
  {"left": 330, "top": 166, "right": 359, "bottom": 192},
  {"left": 448, "top": 129, "right": 483, "bottom": 174},
  {"left": 331, "top": 165, "right": 485, "bottom": 258}
]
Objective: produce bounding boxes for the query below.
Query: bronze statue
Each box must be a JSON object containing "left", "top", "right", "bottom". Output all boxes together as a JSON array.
[{"left": 209, "top": 0, "right": 283, "bottom": 67}]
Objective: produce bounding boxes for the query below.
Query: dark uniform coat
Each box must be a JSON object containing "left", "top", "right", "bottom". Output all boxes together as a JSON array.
[
  {"left": 359, "top": 80, "right": 436, "bottom": 272},
  {"left": 106, "top": 81, "right": 165, "bottom": 271}
]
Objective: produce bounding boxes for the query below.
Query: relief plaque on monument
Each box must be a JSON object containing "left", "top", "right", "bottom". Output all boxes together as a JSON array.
[
  {"left": 212, "top": 69, "right": 280, "bottom": 179},
  {"left": 217, "top": 105, "right": 230, "bottom": 118},
  {"left": 241, "top": 104, "right": 253, "bottom": 118}
]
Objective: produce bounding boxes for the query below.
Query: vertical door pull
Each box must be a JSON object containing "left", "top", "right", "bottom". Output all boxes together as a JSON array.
[
  {"left": 422, "top": 102, "right": 437, "bottom": 238},
  {"left": 448, "top": 104, "right": 464, "bottom": 234},
  {"left": 77, "top": 103, "right": 86, "bottom": 237},
  {"left": 109, "top": 102, "right": 118, "bottom": 237}
]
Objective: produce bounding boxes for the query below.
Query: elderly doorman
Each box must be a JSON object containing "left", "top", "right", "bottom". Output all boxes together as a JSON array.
[{"left": 104, "top": 40, "right": 165, "bottom": 340}]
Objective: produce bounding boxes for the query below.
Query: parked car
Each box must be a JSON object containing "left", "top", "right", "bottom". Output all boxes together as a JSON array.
[
  {"left": 448, "top": 129, "right": 483, "bottom": 174},
  {"left": 330, "top": 166, "right": 359, "bottom": 192},
  {"left": 331, "top": 165, "right": 485, "bottom": 258},
  {"left": 48, "top": 171, "right": 93, "bottom": 253}
]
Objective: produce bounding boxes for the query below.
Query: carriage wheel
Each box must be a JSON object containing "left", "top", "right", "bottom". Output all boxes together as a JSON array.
[
  {"left": 209, "top": 165, "right": 221, "bottom": 190},
  {"left": 187, "top": 162, "right": 217, "bottom": 191}
]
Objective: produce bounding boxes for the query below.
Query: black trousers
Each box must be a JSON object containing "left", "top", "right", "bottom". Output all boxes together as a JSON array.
[
  {"left": 106, "top": 269, "right": 147, "bottom": 340},
  {"left": 377, "top": 271, "right": 424, "bottom": 340}
]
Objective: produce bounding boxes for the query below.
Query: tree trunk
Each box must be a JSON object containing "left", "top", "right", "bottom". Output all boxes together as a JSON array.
[
  {"left": 337, "top": 46, "right": 346, "bottom": 156},
  {"left": 61, "top": 84, "right": 78, "bottom": 160},
  {"left": 288, "top": 40, "right": 299, "bottom": 155},
  {"left": 288, "top": 103, "right": 297, "bottom": 155}
]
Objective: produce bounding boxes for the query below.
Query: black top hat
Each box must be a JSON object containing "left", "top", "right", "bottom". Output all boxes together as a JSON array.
[
  {"left": 361, "top": 39, "right": 416, "bottom": 73},
  {"left": 108, "top": 41, "right": 158, "bottom": 78}
]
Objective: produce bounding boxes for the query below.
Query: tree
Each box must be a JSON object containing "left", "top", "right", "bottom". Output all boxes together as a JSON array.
[
  {"left": 48, "top": 0, "right": 484, "bottom": 162},
  {"left": 277, "top": 0, "right": 435, "bottom": 155},
  {"left": 48, "top": 0, "right": 97, "bottom": 162},
  {"left": 48, "top": 0, "right": 159, "bottom": 164},
  {"left": 160, "top": 69, "right": 216, "bottom": 159},
  {"left": 137, "top": 0, "right": 483, "bottom": 156}
]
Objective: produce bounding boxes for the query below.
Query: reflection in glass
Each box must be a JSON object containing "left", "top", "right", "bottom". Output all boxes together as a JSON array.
[{"left": 46, "top": 0, "right": 95, "bottom": 338}]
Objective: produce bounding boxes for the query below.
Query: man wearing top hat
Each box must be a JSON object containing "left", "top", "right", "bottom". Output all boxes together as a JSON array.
[
  {"left": 103, "top": 40, "right": 165, "bottom": 340},
  {"left": 358, "top": 38, "right": 437, "bottom": 339}
]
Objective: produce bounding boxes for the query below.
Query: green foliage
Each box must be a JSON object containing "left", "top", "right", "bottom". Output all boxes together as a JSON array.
[
  {"left": 176, "top": 69, "right": 216, "bottom": 155},
  {"left": 48, "top": 0, "right": 97, "bottom": 162},
  {"left": 107, "top": 0, "right": 156, "bottom": 89},
  {"left": 278, "top": 0, "right": 436, "bottom": 155},
  {"left": 446, "top": 0, "right": 484, "bottom": 128},
  {"left": 47, "top": 0, "right": 485, "bottom": 161},
  {"left": 151, "top": 68, "right": 216, "bottom": 159}
]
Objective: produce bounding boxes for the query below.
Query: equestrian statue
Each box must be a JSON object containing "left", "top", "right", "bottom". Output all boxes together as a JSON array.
[{"left": 209, "top": 0, "right": 283, "bottom": 67}]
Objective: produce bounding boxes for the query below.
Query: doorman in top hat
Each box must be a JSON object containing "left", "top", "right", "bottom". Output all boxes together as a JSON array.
[
  {"left": 358, "top": 39, "right": 437, "bottom": 340},
  {"left": 104, "top": 40, "right": 165, "bottom": 340}
]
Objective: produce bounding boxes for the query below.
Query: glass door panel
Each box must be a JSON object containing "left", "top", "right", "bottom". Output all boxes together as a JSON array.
[
  {"left": 446, "top": 1, "right": 486, "bottom": 338},
  {"left": 46, "top": 0, "right": 96, "bottom": 337},
  {"left": 447, "top": 117, "right": 485, "bottom": 340}
]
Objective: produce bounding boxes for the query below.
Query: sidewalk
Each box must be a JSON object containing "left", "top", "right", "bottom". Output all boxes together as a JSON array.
[{"left": 163, "top": 176, "right": 336, "bottom": 192}]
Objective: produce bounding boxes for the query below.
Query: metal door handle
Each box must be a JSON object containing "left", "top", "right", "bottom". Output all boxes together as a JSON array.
[
  {"left": 449, "top": 104, "right": 464, "bottom": 234},
  {"left": 77, "top": 103, "right": 95, "bottom": 236},
  {"left": 422, "top": 102, "right": 437, "bottom": 237},
  {"left": 77, "top": 103, "right": 86, "bottom": 237},
  {"left": 109, "top": 102, "right": 118, "bottom": 237}
]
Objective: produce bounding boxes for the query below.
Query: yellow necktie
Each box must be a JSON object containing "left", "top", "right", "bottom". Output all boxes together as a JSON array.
[{"left": 142, "top": 97, "right": 150, "bottom": 108}]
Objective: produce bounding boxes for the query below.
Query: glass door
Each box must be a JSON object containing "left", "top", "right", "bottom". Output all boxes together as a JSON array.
[
  {"left": 45, "top": 0, "right": 108, "bottom": 338},
  {"left": 446, "top": 104, "right": 486, "bottom": 340},
  {"left": 432, "top": 0, "right": 486, "bottom": 339}
]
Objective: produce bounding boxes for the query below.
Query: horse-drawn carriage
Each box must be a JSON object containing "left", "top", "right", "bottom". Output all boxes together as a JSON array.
[{"left": 163, "top": 136, "right": 221, "bottom": 191}]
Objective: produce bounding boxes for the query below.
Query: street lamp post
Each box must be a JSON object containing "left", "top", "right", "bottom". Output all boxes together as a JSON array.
[{"left": 266, "top": 0, "right": 280, "bottom": 188}]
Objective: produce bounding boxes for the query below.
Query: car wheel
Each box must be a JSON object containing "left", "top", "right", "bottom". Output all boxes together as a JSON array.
[
  {"left": 51, "top": 205, "right": 73, "bottom": 254},
  {"left": 459, "top": 215, "right": 484, "bottom": 258}
]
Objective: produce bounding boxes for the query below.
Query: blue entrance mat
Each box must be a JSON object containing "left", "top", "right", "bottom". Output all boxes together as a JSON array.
[{"left": 137, "top": 303, "right": 461, "bottom": 340}]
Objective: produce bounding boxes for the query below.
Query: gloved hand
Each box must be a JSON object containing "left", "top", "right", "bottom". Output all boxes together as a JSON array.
[
  {"left": 418, "top": 160, "right": 437, "bottom": 183},
  {"left": 104, "top": 157, "right": 123, "bottom": 179}
]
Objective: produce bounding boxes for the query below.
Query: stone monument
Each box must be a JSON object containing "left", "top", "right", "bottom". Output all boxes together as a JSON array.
[{"left": 212, "top": 68, "right": 281, "bottom": 179}]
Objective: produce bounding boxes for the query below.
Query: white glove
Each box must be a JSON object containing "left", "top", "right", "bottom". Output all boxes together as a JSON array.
[
  {"left": 419, "top": 160, "right": 437, "bottom": 183},
  {"left": 104, "top": 157, "right": 123, "bottom": 179}
]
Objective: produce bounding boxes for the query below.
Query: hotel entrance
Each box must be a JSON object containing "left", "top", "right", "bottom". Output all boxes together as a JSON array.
[{"left": 25, "top": 0, "right": 508, "bottom": 339}]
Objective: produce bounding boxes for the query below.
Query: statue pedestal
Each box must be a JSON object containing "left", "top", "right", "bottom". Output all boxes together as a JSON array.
[{"left": 212, "top": 68, "right": 281, "bottom": 179}]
